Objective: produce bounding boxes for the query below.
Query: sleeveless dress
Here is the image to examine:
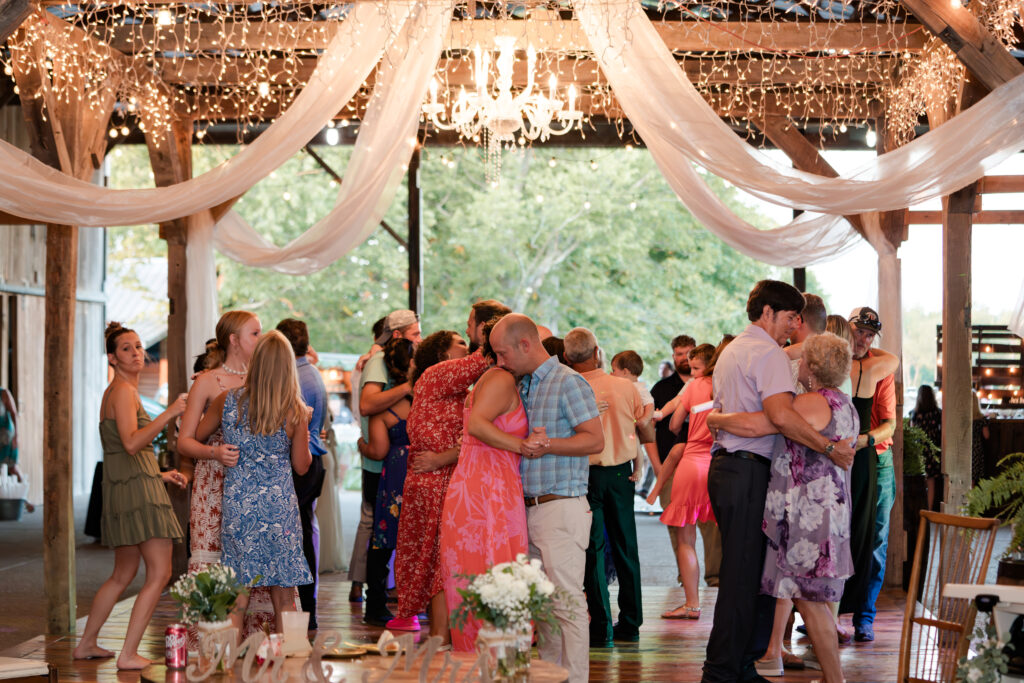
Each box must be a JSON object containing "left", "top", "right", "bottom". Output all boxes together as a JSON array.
[
  {"left": 660, "top": 376, "right": 716, "bottom": 527},
  {"left": 440, "top": 393, "right": 529, "bottom": 651},
  {"left": 838, "top": 371, "right": 879, "bottom": 614},
  {"left": 220, "top": 388, "right": 312, "bottom": 588},
  {"left": 186, "top": 373, "right": 275, "bottom": 647},
  {"left": 99, "top": 404, "right": 183, "bottom": 547},
  {"left": 372, "top": 408, "right": 409, "bottom": 551},
  {"left": 761, "top": 388, "right": 860, "bottom": 602}
]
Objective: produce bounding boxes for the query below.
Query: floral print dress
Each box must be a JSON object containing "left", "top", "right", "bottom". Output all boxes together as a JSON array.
[
  {"left": 761, "top": 387, "right": 860, "bottom": 602},
  {"left": 393, "top": 351, "right": 489, "bottom": 619},
  {"left": 372, "top": 409, "right": 409, "bottom": 551},
  {"left": 220, "top": 388, "right": 312, "bottom": 588}
]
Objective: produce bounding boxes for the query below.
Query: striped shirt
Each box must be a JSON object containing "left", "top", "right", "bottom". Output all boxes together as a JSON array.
[{"left": 518, "top": 356, "right": 600, "bottom": 497}]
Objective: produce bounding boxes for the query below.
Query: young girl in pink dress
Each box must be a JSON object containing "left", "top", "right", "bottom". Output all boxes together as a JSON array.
[{"left": 648, "top": 342, "right": 721, "bottom": 619}]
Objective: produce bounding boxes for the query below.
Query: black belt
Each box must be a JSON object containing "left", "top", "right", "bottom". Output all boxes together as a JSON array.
[
  {"left": 524, "top": 494, "right": 575, "bottom": 508},
  {"left": 718, "top": 449, "right": 770, "bottom": 467}
]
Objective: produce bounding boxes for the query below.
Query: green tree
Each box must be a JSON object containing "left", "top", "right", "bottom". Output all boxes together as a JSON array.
[{"left": 107, "top": 143, "right": 785, "bottom": 379}]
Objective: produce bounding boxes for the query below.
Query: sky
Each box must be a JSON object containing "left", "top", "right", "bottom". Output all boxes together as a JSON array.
[{"left": 736, "top": 150, "right": 1024, "bottom": 321}]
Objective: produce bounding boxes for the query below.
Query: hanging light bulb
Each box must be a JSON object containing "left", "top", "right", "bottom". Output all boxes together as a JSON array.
[
  {"left": 325, "top": 128, "right": 340, "bottom": 146},
  {"left": 156, "top": 9, "right": 174, "bottom": 25},
  {"left": 865, "top": 128, "right": 877, "bottom": 148}
]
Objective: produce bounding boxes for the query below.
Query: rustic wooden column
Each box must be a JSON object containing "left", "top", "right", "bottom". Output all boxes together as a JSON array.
[
  {"left": 407, "top": 145, "right": 423, "bottom": 316},
  {"left": 10, "top": 14, "right": 117, "bottom": 633},
  {"left": 941, "top": 183, "right": 977, "bottom": 510},
  {"left": 42, "top": 222, "right": 78, "bottom": 634},
  {"left": 145, "top": 114, "right": 193, "bottom": 579}
]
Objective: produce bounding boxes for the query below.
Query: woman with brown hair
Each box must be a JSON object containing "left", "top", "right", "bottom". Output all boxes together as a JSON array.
[{"left": 73, "top": 323, "right": 188, "bottom": 669}]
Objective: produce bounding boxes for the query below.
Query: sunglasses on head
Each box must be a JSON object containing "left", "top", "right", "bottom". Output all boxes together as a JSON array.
[{"left": 851, "top": 316, "right": 882, "bottom": 332}]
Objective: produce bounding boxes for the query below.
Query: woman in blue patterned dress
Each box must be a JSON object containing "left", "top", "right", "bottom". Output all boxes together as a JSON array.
[{"left": 197, "top": 330, "right": 312, "bottom": 635}]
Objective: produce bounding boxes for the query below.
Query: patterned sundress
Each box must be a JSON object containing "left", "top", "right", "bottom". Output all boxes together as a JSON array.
[
  {"left": 761, "top": 387, "right": 860, "bottom": 602},
  {"left": 186, "top": 372, "right": 275, "bottom": 647},
  {"left": 219, "top": 389, "right": 312, "bottom": 588}
]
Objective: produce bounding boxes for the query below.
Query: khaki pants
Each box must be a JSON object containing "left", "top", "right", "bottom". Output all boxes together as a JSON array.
[{"left": 527, "top": 496, "right": 591, "bottom": 683}]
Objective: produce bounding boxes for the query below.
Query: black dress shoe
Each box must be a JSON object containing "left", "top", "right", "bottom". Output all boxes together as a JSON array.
[
  {"left": 612, "top": 624, "right": 639, "bottom": 642},
  {"left": 589, "top": 637, "right": 614, "bottom": 648},
  {"left": 363, "top": 611, "right": 394, "bottom": 627}
]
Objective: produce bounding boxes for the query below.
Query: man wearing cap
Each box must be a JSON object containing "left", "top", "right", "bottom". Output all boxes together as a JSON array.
[
  {"left": 347, "top": 310, "right": 421, "bottom": 614},
  {"left": 843, "top": 306, "right": 897, "bottom": 642}
]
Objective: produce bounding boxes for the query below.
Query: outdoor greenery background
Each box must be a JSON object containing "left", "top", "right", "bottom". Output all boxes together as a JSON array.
[{"left": 108, "top": 142, "right": 819, "bottom": 383}]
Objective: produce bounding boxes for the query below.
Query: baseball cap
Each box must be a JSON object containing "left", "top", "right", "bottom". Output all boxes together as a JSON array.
[
  {"left": 848, "top": 306, "right": 882, "bottom": 336},
  {"left": 375, "top": 309, "right": 418, "bottom": 345}
]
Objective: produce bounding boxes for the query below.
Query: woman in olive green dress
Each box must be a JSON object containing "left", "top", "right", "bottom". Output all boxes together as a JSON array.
[{"left": 73, "top": 322, "right": 188, "bottom": 670}]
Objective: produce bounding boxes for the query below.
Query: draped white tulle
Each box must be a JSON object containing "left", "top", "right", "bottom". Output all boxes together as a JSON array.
[
  {"left": 0, "top": 0, "right": 415, "bottom": 226},
  {"left": 0, "top": 0, "right": 1021, "bottom": 282}
]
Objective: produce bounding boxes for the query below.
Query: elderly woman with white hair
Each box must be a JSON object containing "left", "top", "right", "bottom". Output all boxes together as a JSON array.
[{"left": 711, "top": 332, "right": 858, "bottom": 683}]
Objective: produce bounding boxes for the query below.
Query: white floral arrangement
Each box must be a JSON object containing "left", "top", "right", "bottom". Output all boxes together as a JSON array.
[
  {"left": 956, "top": 616, "right": 1011, "bottom": 683},
  {"left": 451, "top": 554, "right": 564, "bottom": 637},
  {"left": 170, "top": 563, "right": 255, "bottom": 625}
]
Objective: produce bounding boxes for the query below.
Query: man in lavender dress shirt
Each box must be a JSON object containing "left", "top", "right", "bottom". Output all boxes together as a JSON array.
[{"left": 701, "top": 281, "right": 855, "bottom": 683}]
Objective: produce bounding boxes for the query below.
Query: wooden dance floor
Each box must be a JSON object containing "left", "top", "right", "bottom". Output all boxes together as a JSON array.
[{"left": 2, "top": 575, "right": 906, "bottom": 682}]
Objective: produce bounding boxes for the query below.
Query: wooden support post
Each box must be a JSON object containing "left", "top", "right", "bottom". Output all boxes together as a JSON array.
[
  {"left": 941, "top": 183, "right": 976, "bottom": 510},
  {"left": 793, "top": 267, "right": 806, "bottom": 293},
  {"left": 145, "top": 114, "right": 193, "bottom": 580},
  {"left": 407, "top": 145, "right": 423, "bottom": 316},
  {"left": 42, "top": 223, "right": 78, "bottom": 634}
]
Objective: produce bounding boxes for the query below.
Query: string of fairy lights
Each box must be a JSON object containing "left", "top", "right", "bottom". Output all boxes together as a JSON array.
[{"left": 0, "top": 0, "right": 1022, "bottom": 151}]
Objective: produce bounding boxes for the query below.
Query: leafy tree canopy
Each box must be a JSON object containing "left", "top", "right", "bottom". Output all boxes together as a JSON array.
[{"left": 108, "top": 143, "right": 795, "bottom": 381}]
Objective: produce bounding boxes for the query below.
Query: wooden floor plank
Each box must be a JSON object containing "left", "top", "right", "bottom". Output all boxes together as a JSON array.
[{"left": 1, "top": 575, "right": 907, "bottom": 681}]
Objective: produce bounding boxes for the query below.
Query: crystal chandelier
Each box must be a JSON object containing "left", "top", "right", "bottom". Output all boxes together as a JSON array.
[{"left": 423, "top": 36, "right": 583, "bottom": 183}]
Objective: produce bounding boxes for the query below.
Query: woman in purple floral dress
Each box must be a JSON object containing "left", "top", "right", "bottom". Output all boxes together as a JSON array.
[{"left": 761, "top": 332, "right": 859, "bottom": 683}]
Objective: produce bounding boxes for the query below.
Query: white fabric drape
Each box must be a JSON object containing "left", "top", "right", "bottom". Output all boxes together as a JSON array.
[
  {"left": 573, "top": 0, "right": 1024, "bottom": 215},
  {"left": 0, "top": 1, "right": 414, "bottom": 226},
  {"left": 211, "top": 0, "right": 453, "bottom": 274},
  {"left": 184, "top": 211, "right": 219, "bottom": 364}
]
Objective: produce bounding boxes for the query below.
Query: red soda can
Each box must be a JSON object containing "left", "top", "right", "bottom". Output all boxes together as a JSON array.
[{"left": 165, "top": 623, "right": 188, "bottom": 669}]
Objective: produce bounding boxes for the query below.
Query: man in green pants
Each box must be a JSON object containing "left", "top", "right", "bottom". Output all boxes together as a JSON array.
[{"left": 565, "top": 327, "right": 645, "bottom": 646}]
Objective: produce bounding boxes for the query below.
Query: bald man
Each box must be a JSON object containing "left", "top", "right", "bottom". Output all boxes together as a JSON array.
[{"left": 491, "top": 314, "right": 604, "bottom": 683}]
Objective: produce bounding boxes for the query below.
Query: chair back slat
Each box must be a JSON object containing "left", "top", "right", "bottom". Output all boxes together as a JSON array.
[{"left": 898, "top": 510, "right": 999, "bottom": 683}]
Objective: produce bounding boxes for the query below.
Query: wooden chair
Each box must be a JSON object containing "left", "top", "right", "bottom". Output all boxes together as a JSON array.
[{"left": 898, "top": 510, "right": 1000, "bottom": 683}]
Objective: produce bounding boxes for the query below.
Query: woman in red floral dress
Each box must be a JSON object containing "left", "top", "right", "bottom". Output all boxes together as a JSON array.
[{"left": 388, "top": 330, "right": 489, "bottom": 641}]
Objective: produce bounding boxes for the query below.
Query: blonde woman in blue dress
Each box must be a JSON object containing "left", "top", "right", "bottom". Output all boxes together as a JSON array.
[{"left": 197, "top": 330, "right": 312, "bottom": 635}]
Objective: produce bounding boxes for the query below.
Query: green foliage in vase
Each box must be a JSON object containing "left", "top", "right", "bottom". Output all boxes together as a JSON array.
[
  {"left": 956, "top": 613, "right": 1011, "bottom": 683},
  {"left": 964, "top": 452, "right": 1024, "bottom": 557},
  {"left": 902, "top": 417, "right": 940, "bottom": 478},
  {"left": 170, "top": 564, "right": 256, "bottom": 625}
]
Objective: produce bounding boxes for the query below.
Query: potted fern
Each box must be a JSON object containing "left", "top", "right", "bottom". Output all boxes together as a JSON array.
[{"left": 964, "top": 452, "right": 1024, "bottom": 584}]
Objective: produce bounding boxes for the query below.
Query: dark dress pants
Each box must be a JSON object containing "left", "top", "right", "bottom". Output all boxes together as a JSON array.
[
  {"left": 584, "top": 462, "right": 643, "bottom": 640},
  {"left": 293, "top": 454, "right": 326, "bottom": 629},
  {"left": 702, "top": 454, "right": 775, "bottom": 683},
  {"left": 839, "top": 445, "right": 879, "bottom": 615}
]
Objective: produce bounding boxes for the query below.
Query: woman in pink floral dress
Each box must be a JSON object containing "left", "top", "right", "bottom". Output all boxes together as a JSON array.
[
  {"left": 440, "top": 341, "right": 529, "bottom": 651},
  {"left": 177, "top": 311, "right": 277, "bottom": 645}
]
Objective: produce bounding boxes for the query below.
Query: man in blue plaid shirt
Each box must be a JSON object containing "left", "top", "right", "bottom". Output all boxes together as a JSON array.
[{"left": 490, "top": 314, "right": 603, "bottom": 683}]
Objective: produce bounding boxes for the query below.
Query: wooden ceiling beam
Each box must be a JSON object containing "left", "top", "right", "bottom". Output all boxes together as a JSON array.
[
  {"left": 158, "top": 53, "right": 899, "bottom": 87},
  {"left": 898, "top": 0, "right": 1023, "bottom": 90},
  {"left": 104, "top": 19, "right": 928, "bottom": 54},
  {"left": 0, "top": 0, "right": 31, "bottom": 44}
]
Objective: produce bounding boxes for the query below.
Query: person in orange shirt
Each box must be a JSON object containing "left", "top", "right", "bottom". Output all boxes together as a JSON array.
[{"left": 566, "top": 327, "right": 646, "bottom": 646}]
